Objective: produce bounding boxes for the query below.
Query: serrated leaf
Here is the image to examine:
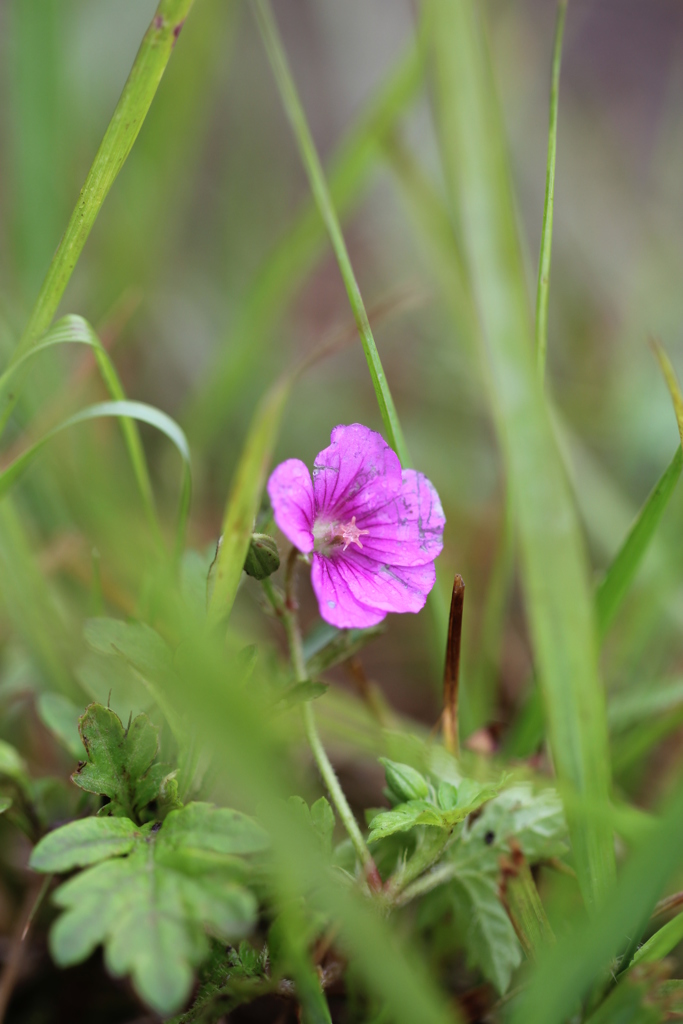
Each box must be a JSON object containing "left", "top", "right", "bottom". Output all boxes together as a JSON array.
[
  {"left": 37, "top": 693, "right": 84, "bottom": 759},
  {"left": 72, "top": 703, "right": 161, "bottom": 821},
  {"left": 49, "top": 828, "right": 258, "bottom": 1016},
  {"left": 450, "top": 872, "right": 523, "bottom": 995},
  {"left": 368, "top": 803, "right": 429, "bottom": 842},
  {"left": 289, "top": 796, "right": 335, "bottom": 857},
  {"left": 30, "top": 816, "right": 142, "bottom": 871},
  {"left": 159, "top": 802, "right": 270, "bottom": 856},
  {"left": 380, "top": 758, "right": 430, "bottom": 802},
  {"left": 464, "top": 785, "right": 568, "bottom": 865}
]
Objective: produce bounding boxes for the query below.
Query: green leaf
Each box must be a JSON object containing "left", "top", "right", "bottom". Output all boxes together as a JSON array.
[
  {"left": 303, "top": 622, "right": 385, "bottom": 678},
  {"left": 37, "top": 693, "right": 83, "bottom": 759},
  {"left": 380, "top": 758, "right": 430, "bottom": 803},
  {"left": 0, "top": 740, "right": 29, "bottom": 786},
  {"left": 595, "top": 448, "right": 683, "bottom": 638},
  {"left": 253, "top": 0, "right": 409, "bottom": 465},
  {"left": 30, "top": 816, "right": 142, "bottom": 871},
  {"left": 84, "top": 618, "right": 183, "bottom": 739},
  {"left": 277, "top": 680, "right": 329, "bottom": 711},
  {"left": 450, "top": 871, "right": 522, "bottom": 996},
  {"left": 583, "top": 971, "right": 662, "bottom": 1024},
  {"left": 2, "top": 0, "right": 198, "bottom": 434},
  {"left": 632, "top": 911, "right": 683, "bottom": 966},
  {"left": 608, "top": 676, "right": 683, "bottom": 733},
  {"left": 0, "top": 400, "right": 192, "bottom": 557},
  {"left": 48, "top": 817, "right": 260, "bottom": 1016},
  {"left": 159, "top": 802, "right": 270, "bottom": 856},
  {"left": 431, "top": 0, "right": 615, "bottom": 909},
  {"left": 288, "top": 796, "right": 335, "bottom": 857},
  {"left": 72, "top": 704, "right": 161, "bottom": 821},
  {"left": 0, "top": 796, "right": 10, "bottom": 815},
  {"left": 464, "top": 785, "right": 568, "bottom": 864},
  {"left": 207, "top": 377, "right": 291, "bottom": 628},
  {"left": 368, "top": 803, "right": 429, "bottom": 842}
]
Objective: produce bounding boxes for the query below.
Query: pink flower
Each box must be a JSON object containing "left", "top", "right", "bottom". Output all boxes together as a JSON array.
[{"left": 267, "top": 424, "right": 445, "bottom": 629}]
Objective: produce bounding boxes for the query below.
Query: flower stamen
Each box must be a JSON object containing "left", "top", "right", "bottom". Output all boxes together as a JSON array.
[{"left": 340, "top": 516, "right": 370, "bottom": 551}]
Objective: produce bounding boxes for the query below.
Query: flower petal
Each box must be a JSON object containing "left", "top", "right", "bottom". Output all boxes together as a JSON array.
[
  {"left": 312, "top": 424, "right": 402, "bottom": 521},
  {"left": 311, "top": 553, "right": 387, "bottom": 629},
  {"left": 333, "top": 549, "right": 436, "bottom": 614},
  {"left": 358, "top": 469, "right": 445, "bottom": 566},
  {"left": 267, "top": 459, "right": 315, "bottom": 553}
]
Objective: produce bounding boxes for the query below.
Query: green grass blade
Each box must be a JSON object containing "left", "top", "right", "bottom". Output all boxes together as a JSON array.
[
  {"left": 0, "top": 0, "right": 197, "bottom": 431},
  {"left": 206, "top": 378, "right": 291, "bottom": 628},
  {"left": 0, "top": 400, "right": 191, "bottom": 554},
  {"left": 253, "top": 0, "right": 409, "bottom": 466},
  {"left": 185, "top": 39, "right": 423, "bottom": 445},
  {"left": 596, "top": 447, "right": 682, "bottom": 638},
  {"left": 512, "top": 779, "right": 683, "bottom": 1024},
  {"left": 430, "top": 0, "right": 615, "bottom": 908},
  {"left": 535, "top": 0, "right": 568, "bottom": 375},
  {"left": 632, "top": 910, "right": 683, "bottom": 966},
  {"left": 0, "top": 315, "right": 161, "bottom": 541}
]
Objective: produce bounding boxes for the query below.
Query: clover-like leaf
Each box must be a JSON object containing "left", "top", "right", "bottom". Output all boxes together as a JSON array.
[{"left": 72, "top": 703, "right": 163, "bottom": 822}]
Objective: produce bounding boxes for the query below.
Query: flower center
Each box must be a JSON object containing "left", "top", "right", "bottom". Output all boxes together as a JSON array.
[
  {"left": 339, "top": 516, "right": 369, "bottom": 551},
  {"left": 313, "top": 516, "right": 370, "bottom": 556}
]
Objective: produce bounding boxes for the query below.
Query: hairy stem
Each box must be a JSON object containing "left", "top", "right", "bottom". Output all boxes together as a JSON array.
[{"left": 263, "top": 559, "right": 382, "bottom": 891}]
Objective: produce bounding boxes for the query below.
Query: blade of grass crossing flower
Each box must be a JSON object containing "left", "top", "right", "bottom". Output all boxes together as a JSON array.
[
  {"left": 0, "top": 401, "right": 191, "bottom": 556},
  {"left": 430, "top": 0, "right": 615, "bottom": 909},
  {"left": 206, "top": 378, "right": 291, "bottom": 628},
  {"left": 253, "top": 0, "right": 409, "bottom": 466},
  {"left": 0, "top": 0, "right": 197, "bottom": 434},
  {"left": 595, "top": 447, "right": 682, "bottom": 638},
  {"left": 535, "top": 0, "right": 568, "bottom": 375},
  {"left": 185, "top": 38, "right": 424, "bottom": 445}
]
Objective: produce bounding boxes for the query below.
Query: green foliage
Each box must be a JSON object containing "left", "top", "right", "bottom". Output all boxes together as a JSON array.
[
  {"left": 419, "top": 785, "right": 568, "bottom": 995},
  {"left": 70, "top": 703, "right": 177, "bottom": 823},
  {"left": 31, "top": 801, "right": 266, "bottom": 1015},
  {"left": 369, "top": 765, "right": 501, "bottom": 842}
]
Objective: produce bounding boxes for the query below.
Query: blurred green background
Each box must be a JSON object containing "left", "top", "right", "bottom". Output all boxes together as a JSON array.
[{"left": 1, "top": 0, "right": 683, "bottom": 786}]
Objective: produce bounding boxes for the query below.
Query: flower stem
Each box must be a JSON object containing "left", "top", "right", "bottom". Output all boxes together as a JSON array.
[{"left": 262, "top": 557, "right": 382, "bottom": 891}]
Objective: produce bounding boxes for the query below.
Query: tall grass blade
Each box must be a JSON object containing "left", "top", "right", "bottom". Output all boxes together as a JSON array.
[
  {"left": 512, "top": 778, "right": 683, "bottom": 1024},
  {"left": 206, "top": 378, "right": 290, "bottom": 628},
  {"left": 0, "top": 400, "right": 191, "bottom": 555},
  {"left": 253, "top": 0, "right": 409, "bottom": 466},
  {"left": 186, "top": 40, "right": 423, "bottom": 445},
  {"left": 535, "top": 0, "right": 568, "bottom": 375},
  {"left": 1, "top": 0, "right": 197, "bottom": 431},
  {"left": 430, "top": 0, "right": 615, "bottom": 908},
  {"left": 596, "top": 447, "right": 682, "bottom": 638},
  {"left": 0, "top": 315, "right": 161, "bottom": 542}
]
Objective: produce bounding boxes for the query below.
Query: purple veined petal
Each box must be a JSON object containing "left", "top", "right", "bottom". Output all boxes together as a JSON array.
[
  {"left": 267, "top": 459, "right": 315, "bottom": 554},
  {"left": 311, "top": 553, "right": 387, "bottom": 629},
  {"left": 312, "top": 424, "right": 402, "bottom": 522},
  {"left": 334, "top": 548, "right": 437, "bottom": 614},
  {"left": 358, "top": 470, "right": 446, "bottom": 567}
]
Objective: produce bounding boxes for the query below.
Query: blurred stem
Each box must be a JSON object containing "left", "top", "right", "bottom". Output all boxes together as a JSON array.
[
  {"left": 263, "top": 558, "right": 382, "bottom": 892},
  {"left": 253, "top": 0, "right": 409, "bottom": 467},
  {"left": 535, "top": 0, "right": 568, "bottom": 375},
  {"left": 1, "top": 0, "right": 196, "bottom": 435}
]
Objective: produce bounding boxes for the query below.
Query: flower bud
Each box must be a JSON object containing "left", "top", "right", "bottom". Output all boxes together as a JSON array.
[
  {"left": 379, "top": 758, "right": 429, "bottom": 803},
  {"left": 243, "top": 533, "right": 280, "bottom": 580}
]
